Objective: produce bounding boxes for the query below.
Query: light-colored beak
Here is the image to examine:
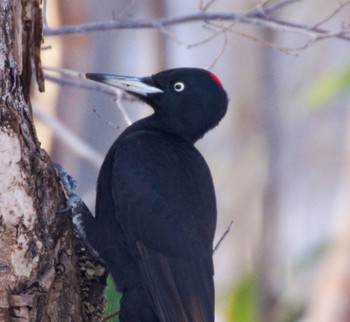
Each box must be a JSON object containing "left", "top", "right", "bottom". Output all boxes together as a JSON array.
[{"left": 86, "top": 73, "right": 163, "bottom": 96}]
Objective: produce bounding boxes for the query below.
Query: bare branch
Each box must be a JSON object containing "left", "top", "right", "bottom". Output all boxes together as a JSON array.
[
  {"left": 39, "top": 11, "right": 269, "bottom": 37},
  {"left": 43, "top": 12, "right": 247, "bottom": 36},
  {"left": 43, "top": 3, "right": 350, "bottom": 46},
  {"left": 44, "top": 73, "right": 116, "bottom": 97},
  {"left": 43, "top": 66, "right": 139, "bottom": 102},
  {"left": 241, "top": 15, "right": 350, "bottom": 42},
  {"left": 43, "top": 67, "right": 135, "bottom": 126}
]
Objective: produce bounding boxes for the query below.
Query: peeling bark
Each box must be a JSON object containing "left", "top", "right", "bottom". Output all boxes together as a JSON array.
[{"left": 0, "top": 1, "right": 104, "bottom": 321}]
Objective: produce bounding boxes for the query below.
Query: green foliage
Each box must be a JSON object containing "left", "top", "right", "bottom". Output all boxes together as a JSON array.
[
  {"left": 226, "top": 272, "right": 259, "bottom": 322},
  {"left": 305, "top": 66, "right": 350, "bottom": 108},
  {"left": 104, "top": 275, "right": 121, "bottom": 322}
]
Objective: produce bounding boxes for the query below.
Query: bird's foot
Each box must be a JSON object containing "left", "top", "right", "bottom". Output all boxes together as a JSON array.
[
  {"left": 53, "top": 162, "right": 102, "bottom": 261},
  {"left": 53, "top": 162, "right": 82, "bottom": 215}
]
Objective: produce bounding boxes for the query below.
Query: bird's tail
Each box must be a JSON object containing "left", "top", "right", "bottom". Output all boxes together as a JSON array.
[{"left": 119, "top": 285, "right": 159, "bottom": 322}]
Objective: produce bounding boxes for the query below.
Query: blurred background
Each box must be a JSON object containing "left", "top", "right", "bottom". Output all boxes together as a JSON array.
[{"left": 34, "top": 1, "right": 350, "bottom": 321}]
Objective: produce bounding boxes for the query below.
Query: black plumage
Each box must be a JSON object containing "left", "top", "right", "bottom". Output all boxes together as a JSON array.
[{"left": 84, "top": 68, "right": 228, "bottom": 322}]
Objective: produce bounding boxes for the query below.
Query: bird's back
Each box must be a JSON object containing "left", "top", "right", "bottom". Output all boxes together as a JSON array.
[{"left": 94, "top": 126, "right": 217, "bottom": 321}]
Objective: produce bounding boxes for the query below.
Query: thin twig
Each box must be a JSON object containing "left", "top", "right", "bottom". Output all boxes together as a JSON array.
[
  {"left": 213, "top": 220, "right": 234, "bottom": 254},
  {"left": 246, "top": 0, "right": 272, "bottom": 15},
  {"left": 207, "top": 18, "right": 298, "bottom": 55},
  {"left": 312, "top": 1, "right": 350, "bottom": 29},
  {"left": 157, "top": 25, "right": 189, "bottom": 48},
  {"left": 226, "top": 28, "right": 298, "bottom": 55},
  {"left": 44, "top": 67, "right": 135, "bottom": 126},
  {"left": 112, "top": 0, "right": 136, "bottom": 21},
  {"left": 241, "top": 15, "right": 350, "bottom": 41},
  {"left": 102, "top": 311, "right": 120, "bottom": 322},
  {"left": 93, "top": 109, "right": 120, "bottom": 129},
  {"left": 201, "top": 0, "right": 220, "bottom": 12},
  {"left": 114, "top": 92, "right": 132, "bottom": 126},
  {"left": 41, "top": 45, "right": 52, "bottom": 50},
  {"left": 206, "top": 28, "right": 228, "bottom": 70},
  {"left": 262, "top": 0, "right": 301, "bottom": 15},
  {"left": 187, "top": 21, "right": 234, "bottom": 49},
  {"left": 157, "top": 21, "right": 230, "bottom": 50},
  {"left": 259, "top": 0, "right": 272, "bottom": 7}
]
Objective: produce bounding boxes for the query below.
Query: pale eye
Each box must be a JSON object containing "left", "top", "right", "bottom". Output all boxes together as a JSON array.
[{"left": 174, "top": 82, "right": 185, "bottom": 92}]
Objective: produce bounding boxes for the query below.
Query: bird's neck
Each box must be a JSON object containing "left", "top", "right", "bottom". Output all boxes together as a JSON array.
[{"left": 128, "top": 114, "right": 200, "bottom": 144}]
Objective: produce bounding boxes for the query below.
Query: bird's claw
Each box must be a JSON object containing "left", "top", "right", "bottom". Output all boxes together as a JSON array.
[
  {"left": 53, "top": 162, "right": 77, "bottom": 196},
  {"left": 56, "top": 194, "right": 82, "bottom": 214},
  {"left": 53, "top": 162, "right": 82, "bottom": 215}
]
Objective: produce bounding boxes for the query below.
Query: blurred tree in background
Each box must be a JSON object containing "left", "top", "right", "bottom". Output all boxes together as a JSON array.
[{"left": 32, "top": 0, "right": 350, "bottom": 321}]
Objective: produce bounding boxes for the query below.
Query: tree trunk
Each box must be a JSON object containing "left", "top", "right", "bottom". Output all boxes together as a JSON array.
[{"left": 0, "top": 1, "right": 104, "bottom": 321}]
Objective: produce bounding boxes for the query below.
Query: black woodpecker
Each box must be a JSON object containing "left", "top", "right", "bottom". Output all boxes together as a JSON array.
[{"left": 81, "top": 68, "right": 228, "bottom": 322}]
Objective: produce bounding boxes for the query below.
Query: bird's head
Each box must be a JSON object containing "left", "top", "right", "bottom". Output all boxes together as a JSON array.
[{"left": 86, "top": 68, "right": 228, "bottom": 142}]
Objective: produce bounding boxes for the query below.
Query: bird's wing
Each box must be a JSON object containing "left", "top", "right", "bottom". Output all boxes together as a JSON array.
[{"left": 112, "top": 131, "right": 216, "bottom": 322}]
